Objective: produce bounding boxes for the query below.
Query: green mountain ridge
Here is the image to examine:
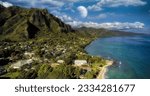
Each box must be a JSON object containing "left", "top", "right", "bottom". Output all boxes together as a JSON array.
[{"left": 0, "top": 5, "right": 74, "bottom": 41}]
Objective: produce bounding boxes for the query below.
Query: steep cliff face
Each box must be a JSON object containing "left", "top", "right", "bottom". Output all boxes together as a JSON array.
[
  {"left": 0, "top": 5, "right": 74, "bottom": 41},
  {"left": 0, "top": 4, "right": 5, "bottom": 10}
]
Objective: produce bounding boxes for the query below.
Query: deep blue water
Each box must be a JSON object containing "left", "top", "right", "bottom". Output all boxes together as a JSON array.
[{"left": 85, "top": 35, "right": 150, "bottom": 79}]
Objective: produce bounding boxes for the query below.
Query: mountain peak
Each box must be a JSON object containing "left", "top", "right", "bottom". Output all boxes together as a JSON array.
[{"left": 0, "top": 6, "right": 74, "bottom": 41}]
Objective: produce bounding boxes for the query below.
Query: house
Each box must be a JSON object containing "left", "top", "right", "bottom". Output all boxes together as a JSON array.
[
  {"left": 24, "top": 52, "right": 35, "bottom": 58},
  {"left": 11, "top": 59, "right": 33, "bottom": 69},
  {"left": 57, "top": 60, "right": 65, "bottom": 64},
  {"left": 74, "top": 60, "right": 88, "bottom": 66}
]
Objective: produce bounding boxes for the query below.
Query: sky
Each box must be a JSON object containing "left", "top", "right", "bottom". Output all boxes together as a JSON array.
[{"left": 0, "top": 0, "right": 150, "bottom": 32}]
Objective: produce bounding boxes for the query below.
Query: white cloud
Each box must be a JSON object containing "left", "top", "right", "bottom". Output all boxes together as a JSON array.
[
  {"left": 41, "top": 0, "right": 64, "bottom": 7},
  {"left": 87, "top": 14, "right": 107, "bottom": 19},
  {"left": 64, "top": 3, "right": 75, "bottom": 13},
  {"left": 64, "top": 0, "right": 80, "bottom": 2},
  {"left": 58, "top": 15, "right": 73, "bottom": 22},
  {"left": 66, "top": 21, "right": 144, "bottom": 30},
  {"left": 7, "top": 0, "right": 85, "bottom": 8},
  {"left": 88, "top": 0, "right": 147, "bottom": 11},
  {"left": 96, "top": 13, "right": 107, "bottom": 19},
  {"left": 0, "top": 1, "right": 13, "bottom": 7},
  {"left": 58, "top": 14, "right": 144, "bottom": 30},
  {"left": 6, "top": 0, "right": 64, "bottom": 7},
  {"left": 77, "top": 6, "right": 88, "bottom": 18},
  {"left": 88, "top": 5, "right": 102, "bottom": 11},
  {"left": 78, "top": 22, "right": 144, "bottom": 29},
  {"left": 88, "top": 13, "right": 116, "bottom": 20}
]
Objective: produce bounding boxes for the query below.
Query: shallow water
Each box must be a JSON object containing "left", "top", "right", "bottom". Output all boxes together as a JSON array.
[{"left": 85, "top": 35, "right": 150, "bottom": 79}]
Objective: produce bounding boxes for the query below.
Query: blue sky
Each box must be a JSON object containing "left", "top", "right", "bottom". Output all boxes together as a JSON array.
[{"left": 0, "top": 0, "right": 150, "bottom": 31}]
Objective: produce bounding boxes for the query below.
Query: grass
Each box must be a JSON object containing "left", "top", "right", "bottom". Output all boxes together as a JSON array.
[{"left": 1, "top": 71, "right": 20, "bottom": 79}]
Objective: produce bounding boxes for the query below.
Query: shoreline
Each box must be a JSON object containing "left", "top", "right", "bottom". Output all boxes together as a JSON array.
[
  {"left": 85, "top": 32, "right": 145, "bottom": 79},
  {"left": 97, "top": 60, "right": 114, "bottom": 79}
]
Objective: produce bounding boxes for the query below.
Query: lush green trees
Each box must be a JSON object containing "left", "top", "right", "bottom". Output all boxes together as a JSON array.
[
  {"left": 37, "top": 64, "right": 53, "bottom": 78},
  {"left": 47, "top": 64, "right": 76, "bottom": 79},
  {"left": 85, "top": 71, "right": 95, "bottom": 79},
  {"left": 18, "top": 70, "right": 37, "bottom": 79},
  {"left": 74, "top": 67, "right": 81, "bottom": 79}
]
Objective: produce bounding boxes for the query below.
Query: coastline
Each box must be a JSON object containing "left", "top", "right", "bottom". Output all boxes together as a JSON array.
[
  {"left": 97, "top": 60, "right": 114, "bottom": 79},
  {"left": 84, "top": 31, "right": 147, "bottom": 79}
]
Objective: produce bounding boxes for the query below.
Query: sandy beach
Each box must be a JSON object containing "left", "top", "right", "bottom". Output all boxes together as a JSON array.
[{"left": 97, "top": 60, "right": 114, "bottom": 79}]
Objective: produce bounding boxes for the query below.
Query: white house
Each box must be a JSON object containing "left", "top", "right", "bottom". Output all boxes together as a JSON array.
[
  {"left": 11, "top": 59, "right": 33, "bottom": 69},
  {"left": 57, "top": 60, "right": 64, "bottom": 64},
  {"left": 74, "top": 60, "right": 88, "bottom": 66},
  {"left": 24, "top": 52, "right": 35, "bottom": 58}
]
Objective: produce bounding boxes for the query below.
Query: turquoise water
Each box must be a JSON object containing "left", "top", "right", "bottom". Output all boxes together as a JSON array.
[{"left": 85, "top": 35, "right": 150, "bottom": 79}]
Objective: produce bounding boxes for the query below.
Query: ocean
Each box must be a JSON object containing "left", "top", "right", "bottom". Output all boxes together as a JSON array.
[{"left": 85, "top": 34, "right": 150, "bottom": 79}]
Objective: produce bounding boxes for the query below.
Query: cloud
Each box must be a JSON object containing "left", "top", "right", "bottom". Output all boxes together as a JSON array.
[
  {"left": 88, "top": 0, "right": 147, "bottom": 11},
  {"left": 77, "top": 6, "right": 88, "bottom": 18},
  {"left": 64, "top": 0, "right": 80, "bottom": 2},
  {"left": 41, "top": 0, "right": 64, "bottom": 7},
  {"left": 58, "top": 15, "right": 73, "bottom": 22},
  {"left": 0, "top": 1, "right": 13, "bottom": 7},
  {"left": 64, "top": 3, "right": 75, "bottom": 13},
  {"left": 87, "top": 14, "right": 107, "bottom": 19},
  {"left": 5, "top": 0, "right": 64, "bottom": 8},
  {"left": 88, "top": 5, "right": 102, "bottom": 11},
  {"left": 96, "top": 14, "right": 107, "bottom": 19},
  {"left": 58, "top": 14, "right": 144, "bottom": 30},
  {"left": 88, "top": 12, "right": 116, "bottom": 20},
  {"left": 5, "top": 0, "right": 84, "bottom": 8},
  {"left": 78, "top": 22, "right": 144, "bottom": 29}
]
